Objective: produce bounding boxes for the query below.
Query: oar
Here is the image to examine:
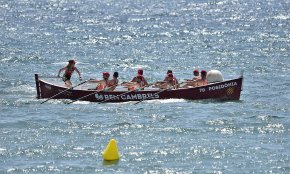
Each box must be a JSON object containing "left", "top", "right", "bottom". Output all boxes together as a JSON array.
[
  {"left": 67, "top": 84, "right": 119, "bottom": 104},
  {"left": 40, "top": 80, "right": 89, "bottom": 104},
  {"left": 98, "top": 83, "right": 154, "bottom": 104},
  {"left": 134, "top": 82, "right": 184, "bottom": 105}
]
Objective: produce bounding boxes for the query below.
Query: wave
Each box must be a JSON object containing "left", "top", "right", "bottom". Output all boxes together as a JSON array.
[
  {"left": 145, "top": 99, "right": 186, "bottom": 104},
  {"left": 2, "top": 84, "right": 35, "bottom": 95},
  {"left": 0, "top": 55, "right": 43, "bottom": 63}
]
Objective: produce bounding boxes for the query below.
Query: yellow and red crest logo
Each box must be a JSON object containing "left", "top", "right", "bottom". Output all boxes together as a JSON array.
[{"left": 226, "top": 87, "right": 235, "bottom": 95}]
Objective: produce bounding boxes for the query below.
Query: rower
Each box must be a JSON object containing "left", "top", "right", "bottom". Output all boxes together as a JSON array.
[
  {"left": 131, "top": 69, "right": 148, "bottom": 86},
  {"left": 107, "top": 72, "right": 119, "bottom": 91},
  {"left": 57, "top": 59, "right": 82, "bottom": 88},
  {"left": 184, "top": 69, "right": 200, "bottom": 81},
  {"left": 194, "top": 70, "right": 208, "bottom": 86},
  {"left": 89, "top": 72, "right": 110, "bottom": 91},
  {"left": 123, "top": 74, "right": 147, "bottom": 91},
  {"left": 161, "top": 73, "right": 178, "bottom": 89},
  {"left": 155, "top": 70, "right": 179, "bottom": 89},
  {"left": 192, "top": 70, "right": 201, "bottom": 81},
  {"left": 163, "top": 70, "right": 178, "bottom": 82},
  {"left": 183, "top": 69, "right": 201, "bottom": 88}
]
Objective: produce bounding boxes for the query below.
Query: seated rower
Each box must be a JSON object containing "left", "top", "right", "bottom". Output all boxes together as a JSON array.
[
  {"left": 195, "top": 70, "right": 208, "bottom": 86},
  {"left": 155, "top": 73, "right": 178, "bottom": 89},
  {"left": 107, "top": 72, "right": 119, "bottom": 91},
  {"left": 123, "top": 74, "right": 147, "bottom": 91},
  {"left": 184, "top": 70, "right": 208, "bottom": 88},
  {"left": 184, "top": 69, "right": 201, "bottom": 81},
  {"left": 89, "top": 72, "right": 110, "bottom": 91},
  {"left": 154, "top": 70, "right": 169, "bottom": 88},
  {"left": 58, "top": 59, "right": 82, "bottom": 88},
  {"left": 130, "top": 69, "right": 148, "bottom": 86},
  {"left": 192, "top": 70, "right": 201, "bottom": 81},
  {"left": 155, "top": 70, "right": 178, "bottom": 87},
  {"left": 163, "top": 70, "right": 178, "bottom": 82},
  {"left": 183, "top": 69, "right": 202, "bottom": 88}
]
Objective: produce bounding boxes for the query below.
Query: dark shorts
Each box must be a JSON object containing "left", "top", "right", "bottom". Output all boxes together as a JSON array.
[{"left": 62, "top": 75, "right": 71, "bottom": 82}]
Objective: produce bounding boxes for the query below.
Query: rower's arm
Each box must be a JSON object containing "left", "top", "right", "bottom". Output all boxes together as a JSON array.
[
  {"left": 154, "top": 81, "right": 166, "bottom": 84},
  {"left": 184, "top": 80, "right": 195, "bottom": 84},
  {"left": 108, "top": 79, "right": 117, "bottom": 86},
  {"left": 89, "top": 79, "right": 101, "bottom": 83},
  {"left": 58, "top": 67, "right": 66, "bottom": 77},
  {"left": 175, "top": 79, "right": 179, "bottom": 89},
  {"left": 131, "top": 77, "right": 137, "bottom": 82},
  {"left": 122, "top": 82, "right": 136, "bottom": 87},
  {"left": 154, "top": 81, "right": 166, "bottom": 88},
  {"left": 144, "top": 79, "right": 149, "bottom": 86},
  {"left": 75, "top": 67, "right": 81, "bottom": 77}
]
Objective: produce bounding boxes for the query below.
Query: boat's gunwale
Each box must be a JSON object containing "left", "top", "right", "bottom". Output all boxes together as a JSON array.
[
  {"left": 36, "top": 73, "right": 243, "bottom": 102},
  {"left": 38, "top": 77, "right": 243, "bottom": 93}
]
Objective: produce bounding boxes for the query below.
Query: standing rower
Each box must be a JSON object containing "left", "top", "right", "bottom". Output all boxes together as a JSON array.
[{"left": 58, "top": 59, "right": 82, "bottom": 88}]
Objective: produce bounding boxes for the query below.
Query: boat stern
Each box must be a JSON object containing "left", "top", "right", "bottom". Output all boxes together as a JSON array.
[{"left": 35, "top": 74, "right": 41, "bottom": 99}]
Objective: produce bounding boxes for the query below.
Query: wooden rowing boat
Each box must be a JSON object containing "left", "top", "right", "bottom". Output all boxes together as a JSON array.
[{"left": 34, "top": 74, "right": 243, "bottom": 103}]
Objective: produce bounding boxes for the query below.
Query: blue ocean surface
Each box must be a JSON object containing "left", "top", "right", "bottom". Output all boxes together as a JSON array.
[{"left": 0, "top": 0, "right": 289, "bottom": 173}]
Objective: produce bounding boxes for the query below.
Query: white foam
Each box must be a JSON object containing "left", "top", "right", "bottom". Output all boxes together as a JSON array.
[
  {"left": 4, "top": 85, "right": 35, "bottom": 94},
  {"left": 73, "top": 147, "right": 85, "bottom": 151},
  {"left": 146, "top": 99, "right": 185, "bottom": 104},
  {"left": 0, "top": 148, "right": 7, "bottom": 152},
  {"left": 273, "top": 14, "right": 290, "bottom": 20},
  {"left": 69, "top": 101, "right": 90, "bottom": 105}
]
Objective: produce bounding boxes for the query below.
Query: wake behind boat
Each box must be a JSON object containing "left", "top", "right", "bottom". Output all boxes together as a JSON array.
[{"left": 34, "top": 73, "right": 243, "bottom": 103}]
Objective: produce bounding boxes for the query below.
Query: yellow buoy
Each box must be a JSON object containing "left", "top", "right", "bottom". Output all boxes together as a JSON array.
[{"left": 102, "top": 139, "right": 120, "bottom": 161}]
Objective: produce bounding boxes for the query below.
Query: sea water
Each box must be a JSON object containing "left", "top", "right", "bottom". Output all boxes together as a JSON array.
[{"left": 0, "top": 0, "right": 289, "bottom": 173}]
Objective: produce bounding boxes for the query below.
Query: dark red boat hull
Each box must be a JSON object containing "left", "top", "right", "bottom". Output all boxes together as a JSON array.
[{"left": 35, "top": 74, "right": 243, "bottom": 103}]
